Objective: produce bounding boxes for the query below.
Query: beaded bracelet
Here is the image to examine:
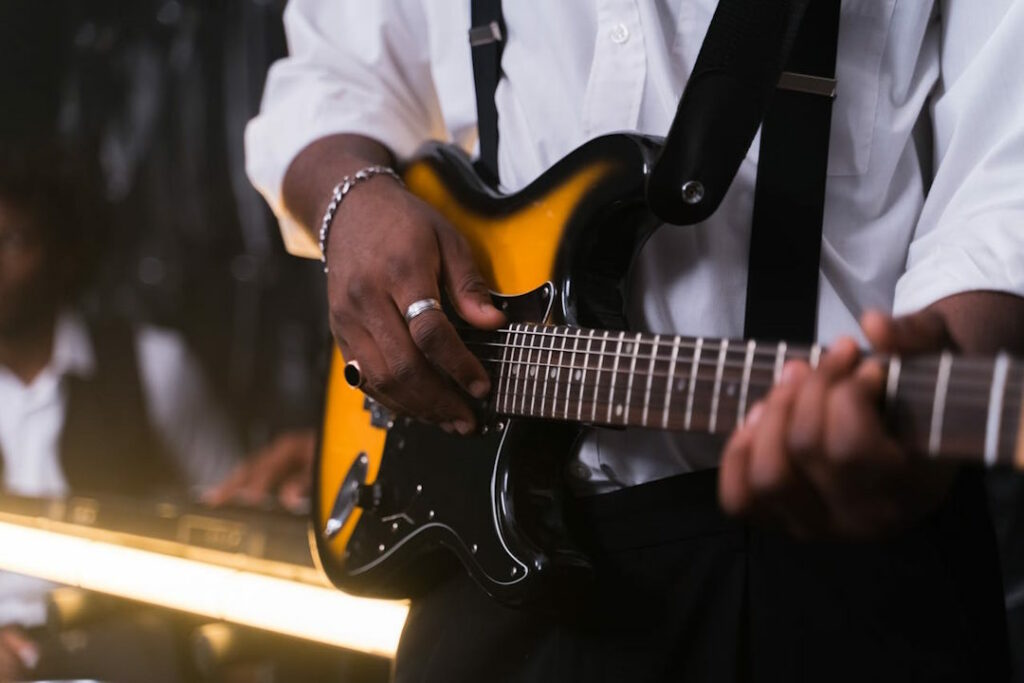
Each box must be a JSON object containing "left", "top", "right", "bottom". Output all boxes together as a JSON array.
[{"left": 318, "top": 165, "right": 404, "bottom": 273}]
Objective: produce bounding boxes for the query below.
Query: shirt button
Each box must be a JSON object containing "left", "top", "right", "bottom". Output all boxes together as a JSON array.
[{"left": 609, "top": 23, "right": 630, "bottom": 44}]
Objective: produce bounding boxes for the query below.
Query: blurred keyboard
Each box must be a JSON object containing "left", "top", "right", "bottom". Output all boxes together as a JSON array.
[{"left": 0, "top": 493, "right": 321, "bottom": 585}]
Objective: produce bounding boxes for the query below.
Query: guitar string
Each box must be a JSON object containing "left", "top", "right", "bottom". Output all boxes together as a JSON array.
[
  {"left": 485, "top": 381, "right": 1021, "bottom": 413},
  {"left": 468, "top": 354, "right": 1021, "bottom": 394},
  {"left": 463, "top": 338, "right": 1005, "bottom": 374},
  {"left": 469, "top": 328, "right": 1009, "bottom": 369},
  {"left": 479, "top": 369, "right": 1024, "bottom": 417}
]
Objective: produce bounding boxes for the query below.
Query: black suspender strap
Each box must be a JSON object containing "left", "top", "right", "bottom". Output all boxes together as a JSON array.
[
  {"left": 469, "top": 0, "right": 506, "bottom": 187},
  {"left": 743, "top": 0, "right": 841, "bottom": 343}
]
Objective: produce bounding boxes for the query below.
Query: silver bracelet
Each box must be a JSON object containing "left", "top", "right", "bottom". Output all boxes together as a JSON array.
[{"left": 318, "top": 165, "right": 404, "bottom": 273}]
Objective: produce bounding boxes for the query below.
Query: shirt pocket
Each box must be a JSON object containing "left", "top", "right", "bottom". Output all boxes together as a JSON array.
[{"left": 672, "top": 0, "right": 897, "bottom": 177}]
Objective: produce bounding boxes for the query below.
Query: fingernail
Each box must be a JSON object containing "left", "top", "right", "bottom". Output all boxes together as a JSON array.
[
  {"left": 454, "top": 419, "right": 474, "bottom": 435},
  {"left": 469, "top": 380, "right": 490, "bottom": 399},
  {"left": 440, "top": 422, "right": 455, "bottom": 434}
]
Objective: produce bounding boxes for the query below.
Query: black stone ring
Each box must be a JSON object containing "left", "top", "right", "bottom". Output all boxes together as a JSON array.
[{"left": 343, "top": 360, "right": 364, "bottom": 389}]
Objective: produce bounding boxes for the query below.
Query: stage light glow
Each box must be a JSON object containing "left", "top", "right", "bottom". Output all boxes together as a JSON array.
[{"left": 0, "top": 521, "right": 407, "bottom": 657}]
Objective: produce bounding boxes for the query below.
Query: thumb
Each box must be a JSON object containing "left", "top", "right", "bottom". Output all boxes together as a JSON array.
[
  {"left": 861, "top": 308, "right": 955, "bottom": 355},
  {"left": 436, "top": 226, "right": 506, "bottom": 330}
]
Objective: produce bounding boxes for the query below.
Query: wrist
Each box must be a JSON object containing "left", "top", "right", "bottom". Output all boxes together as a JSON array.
[{"left": 318, "top": 165, "right": 405, "bottom": 273}]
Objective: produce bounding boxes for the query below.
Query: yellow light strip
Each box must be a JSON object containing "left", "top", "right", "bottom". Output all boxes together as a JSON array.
[{"left": 0, "top": 521, "right": 407, "bottom": 657}]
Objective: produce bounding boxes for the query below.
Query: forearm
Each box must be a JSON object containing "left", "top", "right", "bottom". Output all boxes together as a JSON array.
[
  {"left": 281, "top": 133, "right": 396, "bottom": 233},
  {"left": 927, "top": 290, "right": 1024, "bottom": 354}
]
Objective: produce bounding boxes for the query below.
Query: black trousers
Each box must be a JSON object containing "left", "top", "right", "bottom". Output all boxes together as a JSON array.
[{"left": 395, "top": 469, "right": 1009, "bottom": 682}]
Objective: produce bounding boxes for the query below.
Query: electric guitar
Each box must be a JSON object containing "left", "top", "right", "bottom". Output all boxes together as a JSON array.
[{"left": 312, "top": 134, "right": 1024, "bottom": 606}]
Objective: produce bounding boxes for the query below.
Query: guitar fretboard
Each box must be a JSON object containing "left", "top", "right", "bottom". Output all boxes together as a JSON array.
[{"left": 465, "top": 323, "right": 1024, "bottom": 467}]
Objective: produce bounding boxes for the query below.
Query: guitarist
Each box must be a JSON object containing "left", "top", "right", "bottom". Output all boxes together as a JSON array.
[{"left": 247, "top": 1, "right": 1024, "bottom": 681}]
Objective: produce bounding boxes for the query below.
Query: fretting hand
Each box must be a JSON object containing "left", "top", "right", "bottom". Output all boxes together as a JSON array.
[{"left": 718, "top": 309, "right": 959, "bottom": 539}]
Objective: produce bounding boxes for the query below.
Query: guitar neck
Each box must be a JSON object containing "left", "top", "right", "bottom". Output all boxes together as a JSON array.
[{"left": 467, "top": 323, "right": 1024, "bottom": 467}]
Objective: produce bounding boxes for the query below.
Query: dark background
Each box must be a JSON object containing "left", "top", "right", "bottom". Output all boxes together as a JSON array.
[{"left": 0, "top": 0, "right": 327, "bottom": 448}]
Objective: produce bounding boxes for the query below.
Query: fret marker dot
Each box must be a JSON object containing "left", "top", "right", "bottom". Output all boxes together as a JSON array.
[
  {"left": 549, "top": 369, "right": 557, "bottom": 378},
  {"left": 574, "top": 370, "right": 582, "bottom": 381},
  {"left": 615, "top": 404, "right": 624, "bottom": 417},
  {"left": 529, "top": 367, "right": 537, "bottom": 377},
  {"left": 624, "top": 343, "right": 633, "bottom": 354},
  {"left": 512, "top": 367, "right": 519, "bottom": 375},
  {"left": 727, "top": 383, "right": 737, "bottom": 397}
]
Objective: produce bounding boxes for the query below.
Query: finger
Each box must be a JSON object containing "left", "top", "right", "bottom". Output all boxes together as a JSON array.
[
  {"left": 395, "top": 284, "right": 493, "bottom": 400},
  {"left": 434, "top": 224, "right": 505, "bottom": 330},
  {"left": 278, "top": 474, "right": 312, "bottom": 512},
  {"left": 861, "top": 308, "right": 954, "bottom": 355},
  {"left": 787, "top": 359, "right": 827, "bottom": 460},
  {"left": 719, "top": 407, "right": 759, "bottom": 516},
  {"left": 817, "top": 336, "right": 861, "bottom": 378},
  {"left": 360, "top": 301, "right": 480, "bottom": 432},
  {"left": 202, "top": 463, "right": 251, "bottom": 506},
  {"left": 0, "top": 629, "right": 38, "bottom": 671},
  {"left": 823, "top": 373, "right": 900, "bottom": 469},
  {"left": 330, "top": 328, "right": 408, "bottom": 414}
]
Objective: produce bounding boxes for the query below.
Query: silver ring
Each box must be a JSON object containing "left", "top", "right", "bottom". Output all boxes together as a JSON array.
[{"left": 404, "top": 298, "right": 442, "bottom": 324}]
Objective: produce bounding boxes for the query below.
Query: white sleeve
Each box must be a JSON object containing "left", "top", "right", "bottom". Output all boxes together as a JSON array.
[
  {"left": 245, "top": 0, "right": 447, "bottom": 258},
  {"left": 135, "top": 328, "right": 242, "bottom": 494},
  {"left": 893, "top": 0, "right": 1024, "bottom": 315}
]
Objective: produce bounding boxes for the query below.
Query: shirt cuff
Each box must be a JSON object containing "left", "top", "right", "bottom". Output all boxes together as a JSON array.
[{"left": 893, "top": 220, "right": 1024, "bottom": 315}]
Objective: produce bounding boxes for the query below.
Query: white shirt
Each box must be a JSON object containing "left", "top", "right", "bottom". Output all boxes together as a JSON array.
[
  {"left": 246, "top": 1, "right": 1024, "bottom": 491},
  {"left": 0, "top": 312, "right": 241, "bottom": 626}
]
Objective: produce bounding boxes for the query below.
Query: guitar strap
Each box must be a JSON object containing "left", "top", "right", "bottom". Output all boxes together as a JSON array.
[
  {"left": 468, "top": 0, "right": 840, "bottom": 343},
  {"left": 468, "top": 0, "right": 506, "bottom": 187}
]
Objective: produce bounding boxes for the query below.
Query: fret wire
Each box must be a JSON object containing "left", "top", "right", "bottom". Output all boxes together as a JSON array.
[
  {"left": 539, "top": 324, "right": 555, "bottom": 418},
  {"left": 500, "top": 325, "right": 515, "bottom": 413},
  {"left": 985, "top": 353, "right": 1010, "bottom": 466},
  {"left": 564, "top": 329, "right": 581, "bottom": 420},
  {"left": 773, "top": 341, "right": 787, "bottom": 384},
  {"left": 642, "top": 334, "right": 661, "bottom": 427},
  {"left": 624, "top": 333, "right": 643, "bottom": 426},
  {"left": 928, "top": 351, "right": 953, "bottom": 457},
  {"left": 524, "top": 323, "right": 541, "bottom": 417},
  {"left": 554, "top": 325, "right": 570, "bottom": 418},
  {"left": 709, "top": 340, "right": 729, "bottom": 434},
  {"left": 685, "top": 338, "right": 703, "bottom": 430},
  {"left": 608, "top": 331, "right": 626, "bottom": 422},
  {"left": 737, "top": 340, "right": 757, "bottom": 426},
  {"left": 592, "top": 331, "right": 610, "bottom": 423},
  {"left": 495, "top": 322, "right": 513, "bottom": 418},
  {"left": 509, "top": 324, "right": 525, "bottom": 415},
  {"left": 662, "top": 336, "right": 681, "bottom": 429},
  {"left": 579, "top": 330, "right": 596, "bottom": 421},
  {"left": 809, "top": 344, "right": 822, "bottom": 369},
  {"left": 885, "top": 356, "right": 902, "bottom": 406}
]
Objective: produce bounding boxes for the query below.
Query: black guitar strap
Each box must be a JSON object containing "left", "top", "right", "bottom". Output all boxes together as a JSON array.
[
  {"left": 744, "top": 1, "right": 841, "bottom": 343},
  {"left": 468, "top": 0, "right": 506, "bottom": 187}
]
